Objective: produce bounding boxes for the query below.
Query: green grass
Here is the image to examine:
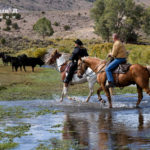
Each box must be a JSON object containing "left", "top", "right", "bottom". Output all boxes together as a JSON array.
[{"left": 0, "top": 142, "right": 18, "bottom": 150}]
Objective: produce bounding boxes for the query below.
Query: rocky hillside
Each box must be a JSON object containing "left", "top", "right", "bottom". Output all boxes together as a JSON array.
[
  {"left": 0, "top": 0, "right": 149, "bottom": 11},
  {"left": 0, "top": 0, "right": 93, "bottom": 11},
  {"left": 0, "top": 0, "right": 150, "bottom": 40},
  {"left": 135, "top": 0, "right": 150, "bottom": 6}
]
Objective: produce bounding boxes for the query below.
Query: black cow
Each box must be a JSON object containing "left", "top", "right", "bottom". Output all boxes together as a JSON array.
[
  {"left": 0, "top": 53, "right": 11, "bottom": 65},
  {"left": 11, "top": 54, "right": 44, "bottom": 72},
  {"left": 22, "top": 57, "right": 44, "bottom": 72},
  {"left": 11, "top": 56, "right": 22, "bottom": 72}
]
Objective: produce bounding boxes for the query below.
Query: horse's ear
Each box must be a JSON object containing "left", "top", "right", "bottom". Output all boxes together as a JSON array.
[{"left": 54, "top": 50, "right": 57, "bottom": 55}]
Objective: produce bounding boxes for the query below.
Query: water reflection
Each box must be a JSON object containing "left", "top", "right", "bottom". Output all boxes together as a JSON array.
[
  {"left": 63, "top": 114, "right": 89, "bottom": 149},
  {"left": 63, "top": 110, "right": 150, "bottom": 150}
]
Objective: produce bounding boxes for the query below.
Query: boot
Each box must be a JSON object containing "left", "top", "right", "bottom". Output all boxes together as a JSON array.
[
  {"left": 63, "top": 78, "right": 70, "bottom": 84},
  {"left": 106, "top": 81, "right": 116, "bottom": 88}
]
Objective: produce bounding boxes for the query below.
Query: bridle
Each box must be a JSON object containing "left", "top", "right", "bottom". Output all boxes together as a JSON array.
[
  {"left": 77, "top": 59, "right": 106, "bottom": 77},
  {"left": 77, "top": 59, "right": 85, "bottom": 71}
]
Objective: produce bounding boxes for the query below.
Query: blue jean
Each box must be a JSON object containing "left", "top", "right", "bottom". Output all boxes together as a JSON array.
[{"left": 105, "top": 58, "right": 126, "bottom": 82}]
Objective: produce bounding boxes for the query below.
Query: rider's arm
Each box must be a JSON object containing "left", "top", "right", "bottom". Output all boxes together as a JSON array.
[{"left": 111, "top": 41, "right": 120, "bottom": 58}]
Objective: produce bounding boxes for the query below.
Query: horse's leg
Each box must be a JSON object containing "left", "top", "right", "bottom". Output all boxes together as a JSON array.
[
  {"left": 134, "top": 69, "right": 150, "bottom": 95},
  {"left": 97, "top": 86, "right": 106, "bottom": 104},
  {"left": 136, "top": 85, "right": 143, "bottom": 107},
  {"left": 137, "top": 79, "right": 150, "bottom": 95},
  {"left": 60, "top": 83, "right": 68, "bottom": 102},
  {"left": 85, "top": 80, "right": 94, "bottom": 102},
  {"left": 109, "top": 88, "right": 114, "bottom": 96},
  {"left": 102, "top": 84, "right": 112, "bottom": 108}
]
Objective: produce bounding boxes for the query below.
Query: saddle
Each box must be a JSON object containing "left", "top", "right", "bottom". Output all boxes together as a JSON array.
[
  {"left": 106, "top": 58, "right": 131, "bottom": 74},
  {"left": 65, "top": 62, "right": 71, "bottom": 73},
  {"left": 65, "top": 62, "right": 77, "bottom": 74},
  {"left": 113, "top": 63, "right": 131, "bottom": 74}
]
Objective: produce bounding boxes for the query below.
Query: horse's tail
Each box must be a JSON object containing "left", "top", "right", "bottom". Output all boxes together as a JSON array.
[{"left": 147, "top": 66, "right": 150, "bottom": 77}]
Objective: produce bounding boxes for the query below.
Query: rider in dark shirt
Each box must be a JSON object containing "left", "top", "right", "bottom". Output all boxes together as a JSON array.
[{"left": 63, "top": 39, "right": 89, "bottom": 84}]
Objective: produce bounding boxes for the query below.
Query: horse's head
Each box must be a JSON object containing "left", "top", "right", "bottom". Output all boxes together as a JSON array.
[
  {"left": 45, "top": 50, "right": 62, "bottom": 65},
  {"left": 77, "top": 58, "right": 88, "bottom": 78}
]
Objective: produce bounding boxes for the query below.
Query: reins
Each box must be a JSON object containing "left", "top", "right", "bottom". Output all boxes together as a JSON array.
[{"left": 78, "top": 59, "right": 107, "bottom": 77}]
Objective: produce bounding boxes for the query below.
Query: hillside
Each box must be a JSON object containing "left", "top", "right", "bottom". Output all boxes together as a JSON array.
[
  {"left": 0, "top": 0, "right": 149, "bottom": 11},
  {"left": 135, "top": 0, "right": 150, "bottom": 6},
  {"left": 0, "top": 0, "right": 150, "bottom": 40},
  {"left": 0, "top": 0, "right": 93, "bottom": 11}
]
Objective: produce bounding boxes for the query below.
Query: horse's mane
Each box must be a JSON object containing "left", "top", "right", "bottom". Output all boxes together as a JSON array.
[
  {"left": 44, "top": 49, "right": 71, "bottom": 65},
  {"left": 61, "top": 52, "right": 71, "bottom": 60}
]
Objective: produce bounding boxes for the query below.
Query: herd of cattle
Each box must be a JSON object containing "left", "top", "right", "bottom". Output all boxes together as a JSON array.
[{"left": 0, "top": 52, "right": 44, "bottom": 72}]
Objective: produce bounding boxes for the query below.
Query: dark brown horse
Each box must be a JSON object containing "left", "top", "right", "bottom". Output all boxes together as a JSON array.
[{"left": 77, "top": 57, "right": 150, "bottom": 108}]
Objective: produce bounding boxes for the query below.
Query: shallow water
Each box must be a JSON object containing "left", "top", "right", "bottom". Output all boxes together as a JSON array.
[{"left": 0, "top": 94, "right": 150, "bottom": 150}]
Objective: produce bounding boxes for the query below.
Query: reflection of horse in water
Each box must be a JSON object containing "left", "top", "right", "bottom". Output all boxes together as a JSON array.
[
  {"left": 97, "top": 110, "right": 150, "bottom": 150},
  {"left": 62, "top": 114, "right": 89, "bottom": 149},
  {"left": 62, "top": 110, "right": 150, "bottom": 150},
  {"left": 77, "top": 57, "right": 150, "bottom": 108}
]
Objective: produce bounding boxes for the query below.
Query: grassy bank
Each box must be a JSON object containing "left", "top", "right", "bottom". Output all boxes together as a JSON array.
[
  {"left": 0, "top": 64, "right": 94, "bottom": 101},
  {"left": 0, "top": 62, "right": 138, "bottom": 101}
]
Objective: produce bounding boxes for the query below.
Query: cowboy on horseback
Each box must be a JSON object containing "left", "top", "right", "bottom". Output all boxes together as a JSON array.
[
  {"left": 63, "top": 39, "right": 89, "bottom": 84},
  {"left": 105, "top": 33, "right": 127, "bottom": 88}
]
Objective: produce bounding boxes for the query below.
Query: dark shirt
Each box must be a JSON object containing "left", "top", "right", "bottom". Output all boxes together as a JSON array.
[{"left": 69, "top": 47, "right": 89, "bottom": 62}]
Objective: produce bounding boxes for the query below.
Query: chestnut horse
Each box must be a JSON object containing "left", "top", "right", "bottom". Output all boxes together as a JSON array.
[
  {"left": 45, "top": 50, "right": 97, "bottom": 102},
  {"left": 77, "top": 57, "right": 150, "bottom": 108}
]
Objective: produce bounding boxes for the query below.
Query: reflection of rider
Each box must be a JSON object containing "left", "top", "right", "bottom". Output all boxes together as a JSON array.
[
  {"left": 105, "top": 33, "right": 127, "bottom": 88},
  {"left": 64, "top": 39, "right": 89, "bottom": 84}
]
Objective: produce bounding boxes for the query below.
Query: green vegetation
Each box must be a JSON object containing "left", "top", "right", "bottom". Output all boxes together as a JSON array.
[
  {"left": 35, "top": 109, "right": 61, "bottom": 117},
  {"left": 1, "top": 38, "right": 6, "bottom": 45},
  {"left": 0, "top": 104, "right": 63, "bottom": 149},
  {"left": 3, "top": 26, "right": 11, "bottom": 31},
  {"left": 89, "top": 43, "right": 150, "bottom": 65},
  {"left": 15, "top": 13, "right": 21, "bottom": 20},
  {"left": 91, "top": 0, "right": 150, "bottom": 42},
  {"left": 54, "top": 21, "right": 60, "bottom": 26},
  {"left": 36, "top": 138, "right": 87, "bottom": 150},
  {"left": 6, "top": 18, "right": 12, "bottom": 26},
  {"left": 17, "top": 47, "right": 47, "bottom": 58},
  {"left": 64, "top": 25, "right": 71, "bottom": 31},
  {"left": 12, "top": 23, "right": 19, "bottom": 30},
  {"left": 0, "top": 106, "right": 32, "bottom": 150},
  {"left": 0, "top": 142, "right": 18, "bottom": 150},
  {"left": 33, "top": 17, "right": 54, "bottom": 38}
]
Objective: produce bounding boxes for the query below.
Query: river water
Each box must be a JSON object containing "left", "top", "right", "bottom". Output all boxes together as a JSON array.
[{"left": 0, "top": 94, "right": 150, "bottom": 150}]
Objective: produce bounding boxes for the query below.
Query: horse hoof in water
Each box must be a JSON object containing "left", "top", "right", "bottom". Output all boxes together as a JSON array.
[
  {"left": 68, "top": 96, "right": 76, "bottom": 101},
  {"left": 59, "top": 99, "right": 63, "bottom": 102},
  {"left": 85, "top": 99, "right": 89, "bottom": 103},
  {"left": 136, "top": 105, "right": 141, "bottom": 109},
  {"left": 101, "top": 99, "right": 106, "bottom": 104},
  {"left": 99, "top": 98, "right": 106, "bottom": 104}
]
